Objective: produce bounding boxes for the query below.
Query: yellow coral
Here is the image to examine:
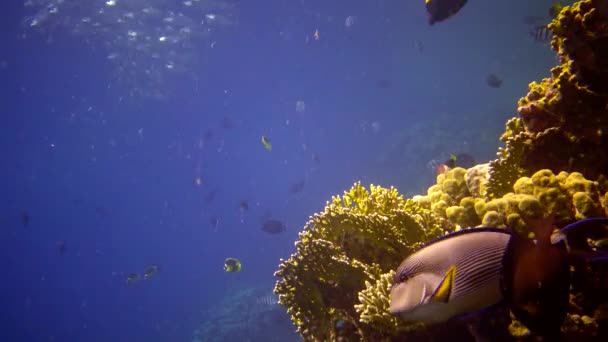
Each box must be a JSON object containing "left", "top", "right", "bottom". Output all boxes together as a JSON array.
[
  {"left": 354, "top": 271, "right": 423, "bottom": 334},
  {"left": 274, "top": 182, "right": 449, "bottom": 340}
]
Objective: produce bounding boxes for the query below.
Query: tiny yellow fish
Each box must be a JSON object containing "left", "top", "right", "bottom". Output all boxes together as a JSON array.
[
  {"left": 224, "top": 257, "right": 242, "bottom": 272},
  {"left": 261, "top": 136, "right": 272, "bottom": 152}
]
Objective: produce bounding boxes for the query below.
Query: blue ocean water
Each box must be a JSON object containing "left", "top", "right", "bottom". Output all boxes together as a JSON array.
[{"left": 1, "top": 0, "right": 559, "bottom": 341}]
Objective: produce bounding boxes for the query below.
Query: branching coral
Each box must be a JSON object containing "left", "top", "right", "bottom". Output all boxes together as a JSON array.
[
  {"left": 274, "top": 182, "right": 449, "bottom": 340},
  {"left": 354, "top": 271, "right": 424, "bottom": 336}
]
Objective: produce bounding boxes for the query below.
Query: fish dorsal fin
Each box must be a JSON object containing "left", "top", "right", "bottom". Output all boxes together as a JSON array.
[
  {"left": 413, "top": 227, "right": 511, "bottom": 253},
  {"left": 430, "top": 265, "right": 456, "bottom": 303}
]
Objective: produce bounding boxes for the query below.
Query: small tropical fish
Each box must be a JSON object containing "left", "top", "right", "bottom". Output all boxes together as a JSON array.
[
  {"left": 529, "top": 25, "right": 552, "bottom": 43},
  {"left": 209, "top": 216, "right": 220, "bottom": 231},
  {"left": 289, "top": 180, "right": 306, "bottom": 194},
  {"left": 436, "top": 153, "right": 475, "bottom": 175},
  {"left": 425, "top": 0, "right": 468, "bottom": 25},
  {"left": 256, "top": 294, "right": 279, "bottom": 305},
  {"left": 261, "top": 219, "right": 286, "bottom": 235},
  {"left": 126, "top": 273, "right": 141, "bottom": 285},
  {"left": 239, "top": 200, "right": 249, "bottom": 212},
  {"left": 224, "top": 257, "right": 242, "bottom": 272},
  {"left": 143, "top": 264, "right": 160, "bottom": 279},
  {"left": 486, "top": 73, "right": 503, "bottom": 88},
  {"left": 313, "top": 29, "right": 320, "bottom": 40},
  {"left": 390, "top": 227, "right": 510, "bottom": 323},
  {"left": 261, "top": 136, "right": 272, "bottom": 152},
  {"left": 21, "top": 212, "right": 30, "bottom": 227},
  {"left": 56, "top": 240, "right": 67, "bottom": 256}
]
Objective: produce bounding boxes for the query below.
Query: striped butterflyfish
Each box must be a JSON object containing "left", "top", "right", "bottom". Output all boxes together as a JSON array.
[{"left": 390, "top": 227, "right": 511, "bottom": 323}]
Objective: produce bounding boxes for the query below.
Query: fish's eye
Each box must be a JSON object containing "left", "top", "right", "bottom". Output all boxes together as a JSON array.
[{"left": 394, "top": 272, "right": 408, "bottom": 283}]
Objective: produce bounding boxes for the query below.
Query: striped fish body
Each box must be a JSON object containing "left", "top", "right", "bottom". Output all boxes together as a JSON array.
[
  {"left": 529, "top": 25, "right": 552, "bottom": 43},
  {"left": 390, "top": 228, "right": 511, "bottom": 323}
]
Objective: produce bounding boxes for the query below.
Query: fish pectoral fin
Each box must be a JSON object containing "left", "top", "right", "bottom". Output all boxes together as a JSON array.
[
  {"left": 419, "top": 283, "right": 428, "bottom": 304},
  {"left": 430, "top": 265, "right": 456, "bottom": 303}
]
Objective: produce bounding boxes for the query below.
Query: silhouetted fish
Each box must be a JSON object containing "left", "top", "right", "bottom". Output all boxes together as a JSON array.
[
  {"left": 261, "top": 219, "right": 286, "bottom": 235},
  {"left": 486, "top": 74, "right": 503, "bottom": 88},
  {"left": 289, "top": 180, "right": 306, "bottom": 194},
  {"left": 126, "top": 273, "right": 141, "bottom": 285},
  {"left": 21, "top": 212, "right": 30, "bottom": 227},
  {"left": 425, "top": 0, "right": 468, "bottom": 25},
  {"left": 56, "top": 240, "right": 67, "bottom": 256},
  {"left": 143, "top": 264, "right": 160, "bottom": 279}
]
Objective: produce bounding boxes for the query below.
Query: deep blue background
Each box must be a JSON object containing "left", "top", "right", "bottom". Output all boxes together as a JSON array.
[{"left": 2, "top": 0, "right": 558, "bottom": 341}]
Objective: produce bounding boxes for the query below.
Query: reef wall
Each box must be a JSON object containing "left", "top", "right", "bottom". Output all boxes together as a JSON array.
[{"left": 274, "top": 1, "right": 608, "bottom": 340}]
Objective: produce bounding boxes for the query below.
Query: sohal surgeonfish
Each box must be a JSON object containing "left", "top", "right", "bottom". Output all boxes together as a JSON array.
[
  {"left": 390, "top": 227, "right": 511, "bottom": 323},
  {"left": 425, "top": 0, "right": 468, "bottom": 25},
  {"left": 390, "top": 217, "right": 608, "bottom": 335}
]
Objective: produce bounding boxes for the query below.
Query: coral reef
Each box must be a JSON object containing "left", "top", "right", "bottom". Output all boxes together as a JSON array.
[
  {"left": 416, "top": 168, "right": 606, "bottom": 233},
  {"left": 273, "top": 0, "right": 608, "bottom": 341},
  {"left": 488, "top": 0, "right": 608, "bottom": 199},
  {"left": 274, "top": 183, "right": 451, "bottom": 340}
]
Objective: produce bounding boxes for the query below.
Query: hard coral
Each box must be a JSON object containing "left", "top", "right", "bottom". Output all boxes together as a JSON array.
[
  {"left": 488, "top": 0, "right": 608, "bottom": 191},
  {"left": 274, "top": 182, "right": 449, "bottom": 340}
]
